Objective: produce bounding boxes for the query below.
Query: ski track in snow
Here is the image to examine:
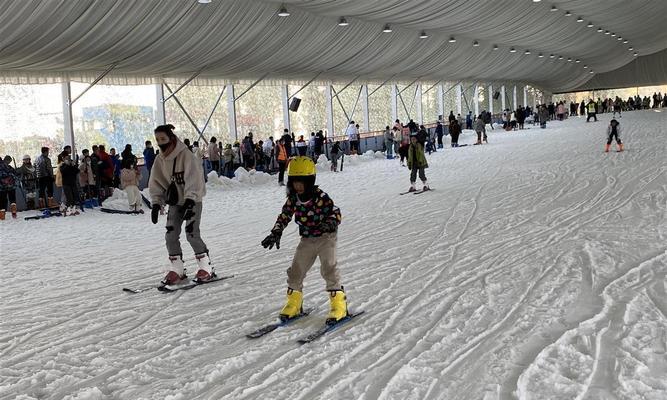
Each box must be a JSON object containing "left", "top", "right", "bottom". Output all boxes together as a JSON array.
[{"left": 1, "top": 110, "right": 666, "bottom": 400}]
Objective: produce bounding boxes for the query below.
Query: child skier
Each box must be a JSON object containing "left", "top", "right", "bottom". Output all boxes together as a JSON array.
[
  {"left": 407, "top": 133, "right": 429, "bottom": 192},
  {"left": 605, "top": 119, "right": 624, "bottom": 152},
  {"left": 330, "top": 141, "right": 341, "bottom": 172},
  {"left": 149, "top": 124, "right": 214, "bottom": 285},
  {"left": 261, "top": 156, "right": 346, "bottom": 324}
]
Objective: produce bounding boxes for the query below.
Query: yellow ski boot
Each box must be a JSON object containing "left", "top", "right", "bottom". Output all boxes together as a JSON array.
[
  {"left": 326, "top": 290, "right": 348, "bottom": 324},
  {"left": 279, "top": 288, "right": 303, "bottom": 321}
]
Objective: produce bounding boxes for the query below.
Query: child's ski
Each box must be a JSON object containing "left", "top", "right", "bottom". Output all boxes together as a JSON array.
[
  {"left": 100, "top": 208, "right": 144, "bottom": 214},
  {"left": 297, "top": 311, "right": 365, "bottom": 343},
  {"left": 246, "top": 309, "right": 313, "bottom": 339}
]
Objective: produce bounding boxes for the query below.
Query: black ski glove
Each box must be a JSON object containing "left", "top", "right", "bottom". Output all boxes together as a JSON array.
[
  {"left": 151, "top": 204, "right": 161, "bottom": 224},
  {"left": 261, "top": 230, "right": 282, "bottom": 250},
  {"left": 181, "top": 199, "right": 196, "bottom": 220}
]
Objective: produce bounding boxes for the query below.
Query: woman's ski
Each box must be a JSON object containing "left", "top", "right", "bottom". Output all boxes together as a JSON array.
[
  {"left": 246, "top": 309, "right": 313, "bottom": 338},
  {"left": 297, "top": 311, "right": 365, "bottom": 343}
]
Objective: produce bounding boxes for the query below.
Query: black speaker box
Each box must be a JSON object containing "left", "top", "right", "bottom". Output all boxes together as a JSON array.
[{"left": 289, "top": 97, "right": 301, "bottom": 112}]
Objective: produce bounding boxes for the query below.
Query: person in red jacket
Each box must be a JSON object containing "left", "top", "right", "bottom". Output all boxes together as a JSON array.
[{"left": 96, "top": 145, "right": 114, "bottom": 198}]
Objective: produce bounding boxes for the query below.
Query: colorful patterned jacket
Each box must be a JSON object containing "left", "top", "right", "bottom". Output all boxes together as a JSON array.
[{"left": 272, "top": 187, "right": 342, "bottom": 237}]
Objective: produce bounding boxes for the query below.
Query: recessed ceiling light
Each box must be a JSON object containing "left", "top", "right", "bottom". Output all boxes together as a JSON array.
[
  {"left": 583, "top": 65, "right": 588, "bottom": 69},
  {"left": 532, "top": 0, "right": 541, "bottom": 2},
  {"left": 338, "top": 17, "right": 349, "bottom": 26},
  {"left": 493, "top": 44, "right": 499, "bottom": 50},
  {"left": 628, "top": 47, "right": 633, "bottom": 51},
  {"left": 524, "top": 50, "right": 531, "bottom": 55},
  {"left": 549, "top": 54, "right": 555, "bottom": 59},
  {"left": 510, "top": 47, "right": 517, "bottom": 53},
  {"left": 605, "top": 31, "right": 610, "bottom": 35},
  {"left": 575, "top": 59, "right": 580, "bottom": 63},
  {"left": 538, "top": 53, "right": 544, "bottom": 58},
  {"left": 611, "top": 33, "right": 616, "bottom": 37},
  {"left": 577, "top": 17, "right": 584, "bottom": 22},
  {"left": 587, "top": 22, "right": 594, "bottom": 28},
  {"left": 382, "top": 24, "right": 392, "bottom": 33},
  {"left": 590, "top": 70, "right": 594, "bottom": 74},
  {"left": 565, "top": 11, "right": 572, "bottom": 16},
  {"left": 448, "top": 37, "right": 456, "bottom": 43},
  {"left": 197, "top": 0, "right": 211, "bottom": 4},
  {"left": 623, "top": 40, "right": 628, "bottom": 43},
  {"left": 597, "top": 28, "right": 603, "bottom": 32},
  {"left": 617, "top": 37, "right": 623, "bottom": 41},
  {"left": 567, "top": 57, "right": 572, "bottom": 62},
  {"left": 558, "top": 55, "right": 563, "bottom": 60},
  {"left": 473, "top": 40, "right": 480, "bottom": 47},
  {"left": 419, "top": 31, "right": 428, "bottom": 38},
  {"left": 277, "top": 6, "right": 290, "bottom": 17},
  {"left": 634, "top": 53, "right": 638, "bottom": 57},
  {"left": 551, "top": 6, "right": 558, "bottom": 11}
]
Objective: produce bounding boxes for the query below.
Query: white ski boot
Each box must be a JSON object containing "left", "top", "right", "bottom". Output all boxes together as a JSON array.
[
  {"left": 162, "top": 255, "right": 187, "bottom": 285},
  {"left": 193, "top": 253, "right": 215, "bottom": 282}
]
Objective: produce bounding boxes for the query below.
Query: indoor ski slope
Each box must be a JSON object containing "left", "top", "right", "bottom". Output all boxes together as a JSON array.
[{"left": 1, "top": 110, "right": 666, "bottom": 400}]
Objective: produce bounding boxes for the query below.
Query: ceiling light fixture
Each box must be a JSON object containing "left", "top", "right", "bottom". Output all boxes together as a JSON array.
[
  {"left": 558, "top": 55, "right": 563, "bottom": 60},
  {"left": 549, "top": 54, "right": 555, "bottom": 59},
  {"left": 597, "top": 28, "right": 603, "bottom": 32},
  {"left": 611, "top": 33, "right": 616, "bottom": 37},
  {"left": 567, "top": 57, "right": 572, "bottom": 61},
  {"left": 590, "top": 70, "right": 594, "bottom": 74},
  {"left": 448, "top": 37, "right": 456, "bottom": 43},
  {"left": 473, "top": 40, "right": 480, "bottom": 47},
  {"left": 634, "top": 53, "right": 638, "bottom": 57},
  {"left": 628, "top": 47, "right": 633, "bottom": 51},
  {"left": 338, "top": 17, "right": 349, "bottom": 26},
  {"left": 532, "top": 0, "right": 541, "bottom": 2},
  {"left": 623, "top": 40, "right": 628, "bottom": 43},
  {"left": 277, "top": 6, "right": 290, "bottom": 17},
  {"left": 382, "top": 24, "right": 392, "bottom": 33},
  {"left": 510, "top": 47, "right": 517, "bottom": 53},
  {"left": 197, "top": 0, "right": 211, "bottom": 4},
  {"left": 605, "top": 30, "right": 610, "bottom": 35},
  {"left": 565, "top": 11, "right": 572, "bottom": 17},
  {"left": 551, "top": 6, "right": 558, "bottom": 11},
  {"left": 419, "top": 31, "right": 428, "bottom": 38},
  {"left": 583, "top": 65, "right": 588, "bottom": 69},
  {"left": 525, "top": 50, "right": 531, "bottom": 55},
  {"left": 587, "top": 22, "right": 594, "bottom": 28},
  {"left": 575, "top": 59, "right": 580, "bottom": 63},
  {"left": 493, "top": 44, "right": 499, "bottom": 50},
  {"left": 538, "top": 53, "right": 544, "bottom": 58},
  {"left": 617, "top": 37, "right": 623, "bottom": 41},
  {"left": 576, "top": 17, "right": 584, "bottom": 22}
]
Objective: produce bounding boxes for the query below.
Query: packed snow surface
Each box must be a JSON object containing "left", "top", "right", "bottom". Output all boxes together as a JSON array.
[{"left": 2, "top": 110, "right": 666, "bottom": 400}]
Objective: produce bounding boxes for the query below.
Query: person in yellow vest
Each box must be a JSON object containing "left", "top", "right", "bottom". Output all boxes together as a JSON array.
[
  {"left": 261, "top": 156, "right": 347, "bottom": 324},
  {"left": 586, "top": 99, "right": 598, "bottom": 122}
]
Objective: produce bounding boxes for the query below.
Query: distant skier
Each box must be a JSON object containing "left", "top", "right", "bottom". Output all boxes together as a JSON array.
[
  {"left": 586, "top": 99, "right": 598, "bottom": 122},
  {"left": 407, "top": 132, "right": 429, "bottom": 192},
  {"left": 473, "top": 115, "right": 487, "bottom": 145},
  {"left": 149, "top": 124, "right": 214, "bottom": 285},
  {"left": 605, "top": 119, "right": 624, "bottom": 153},
  {"left": 261, "top": 156, "right": 347, "bottom": 324}
]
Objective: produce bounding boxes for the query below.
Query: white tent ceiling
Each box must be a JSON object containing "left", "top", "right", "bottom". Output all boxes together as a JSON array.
[{"left": 0, "top": 0, "right": 666, "bottom": 92}]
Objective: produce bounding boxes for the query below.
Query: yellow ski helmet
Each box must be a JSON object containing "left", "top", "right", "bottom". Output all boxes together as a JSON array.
[{"left": 287, "top": 156, "right": 316, "bottom": 176}]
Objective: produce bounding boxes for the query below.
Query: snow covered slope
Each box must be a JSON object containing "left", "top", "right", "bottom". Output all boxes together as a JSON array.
[{"left": 1, "top": 110, "right": 666, "bottom": 400}]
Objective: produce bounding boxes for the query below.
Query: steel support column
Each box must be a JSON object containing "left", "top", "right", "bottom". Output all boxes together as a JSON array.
[
  {"left": 155, "top": 84, "right": 166, "bottom": 125},
  {"left": 226, "top": 84, "right": 237, "bottom": 140},
  {"left": 61, "top": 82, "right": 75, "bottom": 153},
  {"left": 456, "top": 84, "right": 463, "bottom": 115},
  {"left": 281, "top": 85, "right": 291, "bottom": 133}
]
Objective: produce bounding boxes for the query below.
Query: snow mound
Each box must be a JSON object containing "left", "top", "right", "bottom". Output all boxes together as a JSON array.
[
  {"left": 99, "top": 189, "right": 131, "bottom": 211},
  {"left": 234, "top": 168, "right": 272, "bottom": 184},
  {"left": 316, "top": 154, "right": 330, "bottom": 171}
]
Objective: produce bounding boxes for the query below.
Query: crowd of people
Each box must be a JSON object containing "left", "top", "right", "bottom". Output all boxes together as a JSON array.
[{"left": 2, "top": 90, "right": 665, "bottom": 220}]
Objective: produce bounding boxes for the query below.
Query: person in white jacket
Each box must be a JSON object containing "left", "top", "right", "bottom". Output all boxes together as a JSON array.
[
  {"left": 149, "top": 124, "right": 214, "bottom": 286},
  {"left": 345, "top": 121, "right": 359, "bottom": 155}
]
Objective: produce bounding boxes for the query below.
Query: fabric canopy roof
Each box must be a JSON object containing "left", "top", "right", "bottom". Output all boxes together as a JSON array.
[{"left": 0, "top": 0, "right": 666, "bottom": 92}]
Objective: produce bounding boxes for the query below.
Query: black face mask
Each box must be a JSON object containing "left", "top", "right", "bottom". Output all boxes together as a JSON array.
[{"left": 158, "top": 142, "right": 171, "bottom": 152}]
